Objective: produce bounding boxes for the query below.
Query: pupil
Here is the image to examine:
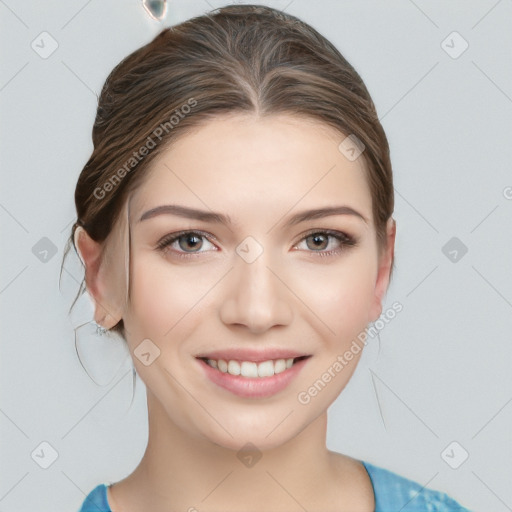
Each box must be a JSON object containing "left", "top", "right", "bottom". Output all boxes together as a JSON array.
[
  {"left": 181, "top": 234, "right": 201, "bottom": 251},
  {"left": 309, "top": 234, "right": 327, "bottom": 250}
]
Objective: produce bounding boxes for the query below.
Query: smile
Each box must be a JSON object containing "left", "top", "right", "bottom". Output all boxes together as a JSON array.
[
  {"left": 198, "top": 356, "right": 309, "bottom": 378},
  {"left": 196, "top": 355, "right": 311, "bottom": 398}
]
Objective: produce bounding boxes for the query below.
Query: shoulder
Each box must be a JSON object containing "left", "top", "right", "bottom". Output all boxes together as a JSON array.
[
  {"left": 361, "top": 461, "right": 473, "bottom": 512},
  {"left": 77, "top": 483, "right": 111, "bottom": 512}
]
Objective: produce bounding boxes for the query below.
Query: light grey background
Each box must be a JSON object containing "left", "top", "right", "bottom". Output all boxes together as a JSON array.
[{"left": 1, "top": 1, "right": 511, "bottom": 511}]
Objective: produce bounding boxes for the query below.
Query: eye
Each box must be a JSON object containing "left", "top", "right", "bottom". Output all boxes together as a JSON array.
[
  {"left": 156, "top": 230, "right": 217, "bottom": 259},
  {"left": 293, "top": 229, "right": 357, "bottom": 257},
  {"left": 156, "top": 229, "right": 357, "bottom": 260}
]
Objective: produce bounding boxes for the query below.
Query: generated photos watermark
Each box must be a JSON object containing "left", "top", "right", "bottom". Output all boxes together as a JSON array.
[
  {"left": 297, "top": 301, "right": 403, "bottom": 405},
  {"left": 93, "top": 97, "right": 197, "bottom": 200}
]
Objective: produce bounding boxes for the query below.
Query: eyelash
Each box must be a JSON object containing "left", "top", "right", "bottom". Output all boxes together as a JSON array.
[{"left": 156, "top": 229, "right": 357, "bottom": 260}]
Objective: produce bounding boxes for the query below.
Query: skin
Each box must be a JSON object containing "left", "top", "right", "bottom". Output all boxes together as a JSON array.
[{"left": 75, "top": 113, "right": 396, "bottom": 512}]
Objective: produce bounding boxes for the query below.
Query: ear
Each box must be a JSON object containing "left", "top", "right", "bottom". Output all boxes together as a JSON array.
[
  {"left": 74, "top": 226, "right": 125, "bottom": 329},
  {"left": 368, "top": 218, "right": 396, "bottom": 322}
]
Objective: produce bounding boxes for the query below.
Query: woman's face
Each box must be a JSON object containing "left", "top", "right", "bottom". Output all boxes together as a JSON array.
[{"left": 120, "top": 113, "right": 393, "bottom": 451}]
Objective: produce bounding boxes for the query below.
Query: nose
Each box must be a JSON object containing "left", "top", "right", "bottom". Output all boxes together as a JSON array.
[{"left": 219, "top": 251, "right": 293, "bottom": 334}]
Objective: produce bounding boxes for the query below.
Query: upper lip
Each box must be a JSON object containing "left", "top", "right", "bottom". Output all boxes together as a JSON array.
[{"left": 195, "top": 348, "right": 311, "bottom": 363}]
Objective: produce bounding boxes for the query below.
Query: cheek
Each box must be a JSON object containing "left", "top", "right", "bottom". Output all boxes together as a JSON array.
[
  {"left": 126, "top": 254, "right": 209, "bottom": 339},
  {"left": 124, "top": 256, "right": 210, "bottom": 395},
  {"left": 292, "top": 254, "right": 378, "bottom": 339}
]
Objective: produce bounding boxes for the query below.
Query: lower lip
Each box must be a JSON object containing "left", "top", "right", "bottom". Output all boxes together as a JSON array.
[{"left": 197, "top": 357, "right": 310, "bottom": 398}]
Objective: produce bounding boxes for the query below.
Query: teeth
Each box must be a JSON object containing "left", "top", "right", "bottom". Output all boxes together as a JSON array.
[
  {"left": 205, "top": 357, "right": 300, "bottom": 378},
  {"left": 241, "top": 361, "right": 258, "bottom": 378},
  {"left": 274, "top": 359, "right": 286, "bottom": 374},
  {"left": 258, "top": 360, "right": 274, "bottom": 377},
  {"left": 227, "top": 360, "right": 241, "bottom": 375}
]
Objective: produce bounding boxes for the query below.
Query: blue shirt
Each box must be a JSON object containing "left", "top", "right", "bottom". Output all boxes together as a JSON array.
[{"left": 77, "top": 460, "right": 472, "bottom": 511}]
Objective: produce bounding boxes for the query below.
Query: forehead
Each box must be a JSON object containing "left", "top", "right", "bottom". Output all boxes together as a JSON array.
[{"left": 129, "top": 113, "right": 372, "bottom": 226}]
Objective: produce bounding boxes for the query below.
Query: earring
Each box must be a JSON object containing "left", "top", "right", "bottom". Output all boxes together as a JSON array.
[
  {"left": 95, "top": 321, "right": 107, "bottom": 336},
  {"left": 142, "top": 0, "right": 167, "bottom": 21},
  {"left": 72, "top": 292, "right": 131, "bottom": 387}
]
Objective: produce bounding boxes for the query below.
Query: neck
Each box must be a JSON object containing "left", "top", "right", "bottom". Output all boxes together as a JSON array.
[{"left": 120, "top": 390, "right": 339, "bottom": 512}]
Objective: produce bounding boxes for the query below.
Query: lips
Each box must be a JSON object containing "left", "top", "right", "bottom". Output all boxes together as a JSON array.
[{"left": 195, "top": 349, "right": 312, "bottom": 398}]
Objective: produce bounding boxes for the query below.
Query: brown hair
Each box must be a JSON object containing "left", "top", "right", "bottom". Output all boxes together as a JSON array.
[{"left": 62, "top": 4, "right": 394, "bottom": 338}]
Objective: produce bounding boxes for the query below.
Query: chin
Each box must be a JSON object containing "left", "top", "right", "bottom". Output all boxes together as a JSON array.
[
  {"left": 207, "top": 429, "right": 293, "bottom": 454},
  {"left": 197, "top": 411, "right": 310, "bottom": 454}
]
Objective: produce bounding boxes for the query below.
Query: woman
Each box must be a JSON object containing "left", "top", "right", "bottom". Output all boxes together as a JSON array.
[{"left": 70, "top": 4, "right": 472, "bottom": 511}]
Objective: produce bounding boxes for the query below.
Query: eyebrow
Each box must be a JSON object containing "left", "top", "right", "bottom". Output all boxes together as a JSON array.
[{"left": 138, "top": 204, "right": 368, "bottom": 226}]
